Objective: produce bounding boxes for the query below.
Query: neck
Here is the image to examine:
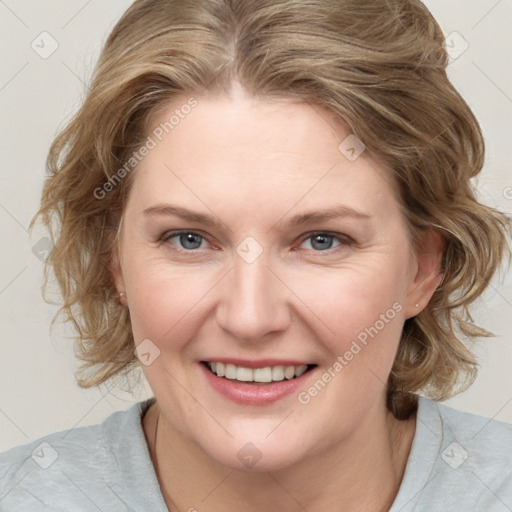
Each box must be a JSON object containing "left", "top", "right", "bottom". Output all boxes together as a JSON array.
[{"left": 143, "top": 397, "right": 416, "bottom": 512}]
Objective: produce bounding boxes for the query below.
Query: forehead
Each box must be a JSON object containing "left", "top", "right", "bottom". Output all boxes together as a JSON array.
[{"left": 129, "top": 92, "right": 400, "bottom": 219}]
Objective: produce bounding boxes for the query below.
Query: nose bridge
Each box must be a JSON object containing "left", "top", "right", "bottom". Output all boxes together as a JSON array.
[{"left": 216, "top": 249, "right": 289, "bottom": 341}]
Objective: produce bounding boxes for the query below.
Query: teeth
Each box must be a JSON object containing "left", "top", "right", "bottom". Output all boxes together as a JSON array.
[
  {"left": 236, "top": 366, "right": 253, "bottom": 381},
  {"left": 272, "top": 366, "right": 285, "bottom": 381},
  {"left": 295, "top": 365, "right": 308, "bottom": 378},
  {"left": 225, "top": 364, "right": 237, "bottom": 379},
  {"left": 254, "top": 367, "right": 272, "bottom": 383},
  {"left": 207, "top": 362, "right": 310, "bottom": 383},
  {"left": 284, "top": 366, "right": 295, "bottom": 379}
]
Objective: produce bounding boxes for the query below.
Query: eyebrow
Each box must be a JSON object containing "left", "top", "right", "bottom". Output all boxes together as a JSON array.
[{"left": 143, "top": 203, "right": 371, "bottom": 228}]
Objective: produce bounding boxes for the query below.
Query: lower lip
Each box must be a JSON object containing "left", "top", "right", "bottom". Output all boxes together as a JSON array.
[{"left": 200, "top": 363, "right": 316, "bottom": 406}]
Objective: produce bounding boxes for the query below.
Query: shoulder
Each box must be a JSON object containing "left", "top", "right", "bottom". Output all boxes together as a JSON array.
[
  {"left": 0, "top": 400, "right": 152, "bottom": 511},
  {"left": 434, "top": 398, "right": 512, "bottom": 467},
  {"left": 392, "top": 396, "right": 512, "bottom": 512},
  {"left": 434, "top": 395, "right": 512, "bottom": 436}
]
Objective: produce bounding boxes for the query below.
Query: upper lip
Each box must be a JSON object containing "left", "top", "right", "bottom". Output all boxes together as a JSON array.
[{"left": 201, "top": 358, "right": 315, "bottom": 369}]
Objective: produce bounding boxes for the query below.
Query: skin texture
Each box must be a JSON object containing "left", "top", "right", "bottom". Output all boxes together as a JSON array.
[{"left": 112, "top": 84, "right": 443, "bottom": 511}]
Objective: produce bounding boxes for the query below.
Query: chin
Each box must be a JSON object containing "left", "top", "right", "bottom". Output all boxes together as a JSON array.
[
  {"left": 218, "top": 451, "right": 306, "bottom": 474},
  {"left": 200, "top": 433, "right": 309, "bottom": 473}
]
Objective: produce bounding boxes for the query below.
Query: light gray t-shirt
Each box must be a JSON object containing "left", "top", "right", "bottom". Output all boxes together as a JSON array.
[{"left": 1, "top": 396, "right": 511, "bottom": 511}]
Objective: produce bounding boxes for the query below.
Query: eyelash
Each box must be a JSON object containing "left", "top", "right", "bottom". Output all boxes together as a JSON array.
[{"left": 159, "top": 230, "right": 353, "bottom": 254}]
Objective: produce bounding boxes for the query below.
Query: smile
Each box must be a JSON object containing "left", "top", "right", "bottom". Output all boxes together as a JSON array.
[
  {"left": 204, "top": 361, "right": 315, "bottom": 383},
  {"left": 200, "top": 360, "right": 319, "bottom": 405}
]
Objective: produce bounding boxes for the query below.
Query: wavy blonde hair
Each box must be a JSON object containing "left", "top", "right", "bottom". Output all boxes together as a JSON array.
[{"left": 34, "top": 0, "right": 511, "bottom": 419}]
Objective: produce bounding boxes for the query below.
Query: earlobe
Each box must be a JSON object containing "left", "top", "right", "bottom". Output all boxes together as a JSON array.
[
  {"left": 109, "top": 247, "right": 127, "bottom": 306},
  {"left": 107, "top": 212, "right": 127, "bottom": 305},
  {"left": 404, "top": 229, "right": 444, "bottom": 319}
]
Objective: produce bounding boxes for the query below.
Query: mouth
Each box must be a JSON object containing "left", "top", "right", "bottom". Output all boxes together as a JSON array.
[{"left": 201, "top": 361, "right": 318, "bottom": 385}]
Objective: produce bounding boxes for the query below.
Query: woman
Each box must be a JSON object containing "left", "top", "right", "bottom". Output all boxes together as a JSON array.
[{"left": 1, "top": 0, "right": 511, "bottom": 510}]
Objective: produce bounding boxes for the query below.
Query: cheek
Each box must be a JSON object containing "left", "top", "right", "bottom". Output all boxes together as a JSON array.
[
  {"left": 288, "top": 270, "right": 407, "bottom": 422},
  {"left": 123, "top": 254, "right": 215, "bottom": 347},
  {"left": 286, "top": 259, "right": 408, "bottom": 360}
]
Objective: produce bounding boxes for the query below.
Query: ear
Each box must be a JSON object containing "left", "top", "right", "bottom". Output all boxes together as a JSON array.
[
  {"left": 109, "top": 243, "right": 128, "bottom": 307},
  {"left": 404, "top": 228, "right": 444, "bottom": 319},
  {"left": 108, "top": 214, "right": 127, "bottom": 306}
]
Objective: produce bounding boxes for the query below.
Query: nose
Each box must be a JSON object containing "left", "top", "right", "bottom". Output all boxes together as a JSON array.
[{"left": 215, "top": 251, "right": 291, "bottom": 342}]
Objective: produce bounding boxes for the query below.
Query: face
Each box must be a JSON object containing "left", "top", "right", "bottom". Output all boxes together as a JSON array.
[{"left": 112, "top": 86, "right": 441, "bottom": 472}]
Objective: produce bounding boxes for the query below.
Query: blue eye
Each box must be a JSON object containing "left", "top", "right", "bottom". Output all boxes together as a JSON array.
[
  {"left": 163, "top": 231, "right": 206, "bottom": 250},
  {"left": 160, "top": 230, "right": 350, "bottom": 254},
  {"left": 300, "top": 233, "right": 344, "bottom": 251}
]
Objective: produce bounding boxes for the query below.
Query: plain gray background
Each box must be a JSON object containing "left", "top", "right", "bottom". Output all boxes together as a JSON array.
[{"left": 0, "top": 0, "right": 511, "bottom": 452}]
